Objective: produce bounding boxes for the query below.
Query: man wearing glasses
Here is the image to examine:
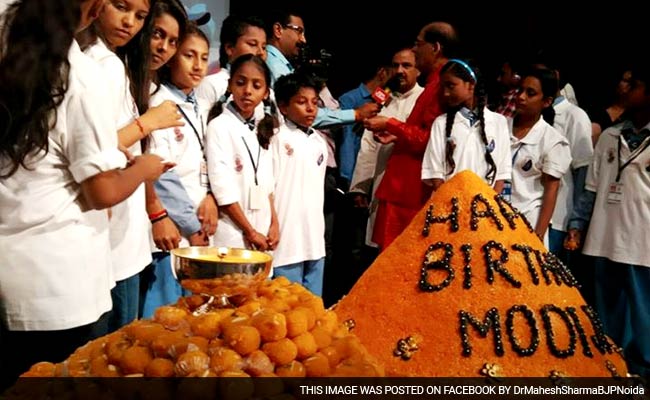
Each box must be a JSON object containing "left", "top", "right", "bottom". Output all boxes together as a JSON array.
[
  {"left": 265, "top": 10, "right": 306, "bottom": 85},
  {"left": 264, "top": 10, "right": 378, "bottom": 128}
]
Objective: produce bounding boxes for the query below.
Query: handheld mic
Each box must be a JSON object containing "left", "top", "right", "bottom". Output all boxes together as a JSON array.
[{"left": 371, "top": 86, "right": 391, "bottom": 107}]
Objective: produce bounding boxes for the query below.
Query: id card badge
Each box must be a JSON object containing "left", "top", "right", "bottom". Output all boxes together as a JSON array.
[
  {"left": 249, "top": 185, "right": 265, "bottom": 210},
  {"left": 607, "top": 182, "right": 623, "bottom": 204},
  {"left": 200, "top": 160, "right": 209, "bottom": 188}
]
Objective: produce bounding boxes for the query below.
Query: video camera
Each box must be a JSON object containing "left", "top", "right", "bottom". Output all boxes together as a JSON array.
[{"left": 294, "top": 44, "right": 333, "bottom": 87}]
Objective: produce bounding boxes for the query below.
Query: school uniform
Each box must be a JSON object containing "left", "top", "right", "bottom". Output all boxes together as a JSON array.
[
  {"left": 270, "top": 121, "right": 329, "bottom": 295},
  {"left": 85, "top": 39, "right": 151, "bottom": 330},
  {"left": 422, "top": 107, "right": 512, "bottom": 185},
  {"left": 581, "top": 121, "right": 650, "bottom": 376},
  {"left": 508, "top": 117, "right": 571, "bottom": 244},
  {"left": 195, "top": 68, "right": 229, "bottom": 106},
  {"left": 0, "top": 39, "right": 126, "bottom": 330},
  {"left": 150, "top": 83, "right": 209, "bottom": 244},
  {"left": 550, "top": 97, "right": 593, "bottom": 252},
  {"left": 0, "top": 40, "right": 126, "bottom": 381},
  {"left": 140, "top": 84, "right": 209, "bottom": 317},
  {"left": 206, "top": 103, "right": 274, "bottom": 249}
]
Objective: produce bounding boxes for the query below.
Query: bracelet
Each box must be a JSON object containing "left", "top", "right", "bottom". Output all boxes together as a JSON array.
[
  {"left": 148, "top": 209, "right": 167, "bottom": 220},
  {"left": 135, "top": 118, "right": 145, "bottom": 138},
  {"left": 151, "top": 214, "right": 168, "bottom": 224}
]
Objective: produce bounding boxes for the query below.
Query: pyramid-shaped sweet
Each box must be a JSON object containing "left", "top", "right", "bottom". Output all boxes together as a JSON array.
[{"left": 334, "top": 171, "right": 627, "bottom": 377}]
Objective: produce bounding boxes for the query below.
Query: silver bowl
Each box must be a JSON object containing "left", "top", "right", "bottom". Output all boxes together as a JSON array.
[{"left": 171, "top": 246, "right": 272, "bottom": 299}]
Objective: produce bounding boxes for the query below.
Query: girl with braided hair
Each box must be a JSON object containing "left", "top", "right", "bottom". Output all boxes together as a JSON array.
[
  {"left": 206, "top": 54, "right": 280, "bottom": 252},
  {"left": 422, "top": 58, "right": 511, "bottom": 193}
]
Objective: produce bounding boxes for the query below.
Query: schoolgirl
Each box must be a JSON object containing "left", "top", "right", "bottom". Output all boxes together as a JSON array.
[
  {"left": 422, "top": 59, "right": 511, "bottom": 192},
  {"left": 206, "top": 54, "right": 279, "bottom": 251}
]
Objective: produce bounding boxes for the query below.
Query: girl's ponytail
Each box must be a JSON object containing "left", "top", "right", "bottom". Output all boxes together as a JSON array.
[
  {"left": 208, "top": 90, "right": 230, "bottom": 123},
  {"left": 444, "top": 109, "right": 458, "bottom": 176},
  {"left": 256, "top": 98, "right": 279, "bottom": 149},
  {"left": 475, "top": 84, "right": 497, "bottom": 184}
]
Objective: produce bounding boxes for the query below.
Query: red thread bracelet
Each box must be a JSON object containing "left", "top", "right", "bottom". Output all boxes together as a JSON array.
[{"left": 148, "top": 209, "right": 167, "bottom": 221}]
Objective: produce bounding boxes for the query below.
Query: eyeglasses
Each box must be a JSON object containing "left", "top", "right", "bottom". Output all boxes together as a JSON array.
[{"left": 283, "top": 24, "right": 305, "bottom": 36}]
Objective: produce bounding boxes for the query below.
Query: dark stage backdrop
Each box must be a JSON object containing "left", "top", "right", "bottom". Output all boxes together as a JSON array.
[{"left": 231, "top": 0, "right": 643, "bottom": 115}]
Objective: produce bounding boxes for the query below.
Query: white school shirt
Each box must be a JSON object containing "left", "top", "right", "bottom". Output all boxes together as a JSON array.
[
  {"left": 148, "top": 84, "right": 208, "bottom": 248},
  {"left": 0, "top": 41, "right": 126, "bottom": 330},
  {"left": 509, "top": 117, "right": 572, "bottom": 237},
  {"left": 551, "top": 98, "right": 593, "bottom": 231},
  {"left": 85, "top": 39, "right": 152, "bottom": 281},
  {"left": 270, "top": 122, "right": 328, "bottom": 267},
  {"left": 422, "top": 107, "right": 512, "bottom": 185},
  {"left": 195, "top": 68, "right": 230, "bottom": 106},
  {"left": 582, "top": 123, "right": 650, "bottom": 268},
  {"left": 350, "top": 84, "right": 423, "bottom": 247},
  {"left": 206, "top": 105, "right": 274, "bottom": 248}
]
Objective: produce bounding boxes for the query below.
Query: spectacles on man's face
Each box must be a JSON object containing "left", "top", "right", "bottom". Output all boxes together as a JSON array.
[{"left": 284, "top": 24, "right": 305, "bottom": 36}]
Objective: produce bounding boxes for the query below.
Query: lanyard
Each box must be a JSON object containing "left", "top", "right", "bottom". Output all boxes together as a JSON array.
[
  {"left": 176, "top": 105, "right": 204, "bottom": 151},
  {"left": 616, "top": 135, "right": 650, "bottom": 182},
  {"left": 241, "top": 136, "right": 261, "bottom": 185},
  {"left": 512, "top": 143, "right": 524, "bottom": 165}
]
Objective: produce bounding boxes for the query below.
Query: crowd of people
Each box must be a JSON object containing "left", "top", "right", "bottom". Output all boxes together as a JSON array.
[{"left": 0, "top": 0, "right": 648, "bottom": 387}]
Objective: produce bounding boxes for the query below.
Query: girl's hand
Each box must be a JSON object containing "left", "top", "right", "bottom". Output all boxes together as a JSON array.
[
  {"left": 189, "top": 231, "right": 209, "bottom": 247},
  {"left": 197, "top": 194, "right": 218, "bottom": 236},
  {"left": 140, "top": 100, "right": 184, "bottom": 132},
  {"left": 152, "top": 217, "right": 181, "bottom": 251},
  {"left": 132, "top": 154, "right": 175, "bottom": 181},
  {"left": 266, "top": 220, "right": 280, "bottom": 250},
  {"left": 118, "top": 143, "right": 134, "bottom": 163},
  {"left": 245, "top": 229, "right": 269, "bottom": 251}
]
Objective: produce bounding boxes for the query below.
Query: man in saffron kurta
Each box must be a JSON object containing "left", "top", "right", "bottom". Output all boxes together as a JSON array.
[{"left": 364, "top": 21, "right": 459, "bottom": 250}]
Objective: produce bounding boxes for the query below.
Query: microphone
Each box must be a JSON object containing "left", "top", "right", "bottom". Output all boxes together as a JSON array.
[
  {"left": 371, "top": 86, "right": 392, "bottom": 108},
  {"left": 351, "top": 86, "right": 392, "bottom": 136},
  {"left": 372, "top": 71, "right": 403, "bottom": 108}
]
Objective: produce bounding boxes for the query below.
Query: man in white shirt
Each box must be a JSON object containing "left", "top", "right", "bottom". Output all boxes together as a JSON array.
[
  {"left": 323, "top": 48, "right": 424, "bottom": 304},
  {"left": 350, "top": 48, "right": 424, "bottom": 248}
]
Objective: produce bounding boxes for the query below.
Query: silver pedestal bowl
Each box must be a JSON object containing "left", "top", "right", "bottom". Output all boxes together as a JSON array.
[{"left": 171, "top": 246, "right": 272, "bottom": 309}]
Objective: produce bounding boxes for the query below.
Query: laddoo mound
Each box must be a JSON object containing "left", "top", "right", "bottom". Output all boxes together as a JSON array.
[
  {"left": 22, "top": 277, "right": 383, "bottom": 378},
  {"left": 334, "top": 171, "right": 628, "bottom": 377}
]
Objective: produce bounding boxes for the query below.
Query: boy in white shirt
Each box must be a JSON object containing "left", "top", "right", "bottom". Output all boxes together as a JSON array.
[{"left": 271, "top": 73, "right": 328, "bottom": 295}]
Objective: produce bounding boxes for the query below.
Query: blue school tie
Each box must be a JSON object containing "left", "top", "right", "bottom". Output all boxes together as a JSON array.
[
  {"left": 459, "top": 107, "right": 479, "bottom": 126},
  {"left": 186, "top": 93, "right": 199, "bottom": 117},
  {"left": 245, "top": 119, "right": 255, "bottom": 131}
]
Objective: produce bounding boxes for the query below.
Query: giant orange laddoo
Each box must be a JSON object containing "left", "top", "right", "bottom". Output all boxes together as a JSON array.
[{"left": 334, "top": 171, "right": 627, "bottom": 377}]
